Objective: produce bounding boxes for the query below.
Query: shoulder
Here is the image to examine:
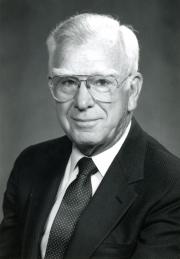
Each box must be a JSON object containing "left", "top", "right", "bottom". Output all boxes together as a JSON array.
[
  {"left": 128, "top": 118, "right": 180, "bottom": 200},
  {"left": 142, "top": 130, "right": 180, "bottom": 196},
  {"left": 7, "top": 136, "right": 72, "bottom": 199},
  {"left": 10, "top": 135, "right": 72, "bottom": 184},
  {"left": 145, "top": 132, "right": 180, "bottom": 174},
  {"left": 15, "top": 135, "right": 72, "bottom": 166}
]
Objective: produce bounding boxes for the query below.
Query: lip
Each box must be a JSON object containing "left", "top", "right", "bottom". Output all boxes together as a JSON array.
[
  {"left": 71, "top": 117, "right": 100, "bottom": 127},
  {"left": 72, "top": 118, "right": 99, "bottom": 122}
]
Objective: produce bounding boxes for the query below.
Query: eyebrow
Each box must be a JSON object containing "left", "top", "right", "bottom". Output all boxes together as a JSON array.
[{"left": 51, "top": 68, "right": 120, "bottom": 77}]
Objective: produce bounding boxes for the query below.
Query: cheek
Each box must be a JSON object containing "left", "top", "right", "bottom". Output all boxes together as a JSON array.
[
  {"left": 55, "top": 103, "right": 72, "bottom": 131},
  {"left": 100, "top": 98, "right": 128, "bottom": 127}
]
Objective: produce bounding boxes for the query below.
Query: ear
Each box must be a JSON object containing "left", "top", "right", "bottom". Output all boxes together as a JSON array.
[{"left": 127, "top": 72, "right": 143, "bottom": 112}]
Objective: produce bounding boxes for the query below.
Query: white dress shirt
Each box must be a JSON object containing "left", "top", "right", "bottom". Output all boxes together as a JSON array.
[{"left": 41, "top": 122, "right": 131, "bottom": 258}]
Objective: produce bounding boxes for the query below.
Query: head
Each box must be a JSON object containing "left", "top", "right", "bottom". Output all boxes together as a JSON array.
[{"left": 47, "top": 13, "right": 143, "bottom": 156}]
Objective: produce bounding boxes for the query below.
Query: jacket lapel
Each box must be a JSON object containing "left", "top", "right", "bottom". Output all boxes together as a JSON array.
[
  {"left": 22, "top": 137, "right": 72, "bottom": 259},
  {"left": 66, "top": 119, "right": 146, "bottom": 258}
]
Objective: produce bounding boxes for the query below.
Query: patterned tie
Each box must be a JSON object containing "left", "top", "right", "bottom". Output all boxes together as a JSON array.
[{"left": 44, "top": 157, "right": 97, "bottom": 259}]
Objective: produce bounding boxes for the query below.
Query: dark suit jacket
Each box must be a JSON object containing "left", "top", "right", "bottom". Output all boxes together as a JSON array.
[{"left": 0, "top": 119, "right": 180, "bottom": 259}]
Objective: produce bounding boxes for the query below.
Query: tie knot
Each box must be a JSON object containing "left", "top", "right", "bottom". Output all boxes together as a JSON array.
[{"left": 78, "top": 157, "right": 97, "bottom": 177}]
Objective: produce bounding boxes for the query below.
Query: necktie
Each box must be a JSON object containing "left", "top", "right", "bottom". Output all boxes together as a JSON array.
[{"left": 44, "top": 157, "right": 97, "bottom": 259}]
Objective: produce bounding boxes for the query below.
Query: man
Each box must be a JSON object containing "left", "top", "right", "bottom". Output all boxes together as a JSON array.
[{"left": 0, "top": 13, "right": 180, "bottom": 259}]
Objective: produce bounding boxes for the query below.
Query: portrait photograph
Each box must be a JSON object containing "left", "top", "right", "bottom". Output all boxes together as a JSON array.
[{"left": 0, "top": 0, "right": 180, "bottom": 258}]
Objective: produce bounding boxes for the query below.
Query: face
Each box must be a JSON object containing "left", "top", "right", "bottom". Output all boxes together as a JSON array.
[{"left": 50, "top": 40, "right": 142, "bottom": 155}]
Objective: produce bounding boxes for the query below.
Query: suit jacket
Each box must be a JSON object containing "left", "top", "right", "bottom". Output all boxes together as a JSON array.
[{"left": 0, "top": 119, "right": 180, "bottom": 259}]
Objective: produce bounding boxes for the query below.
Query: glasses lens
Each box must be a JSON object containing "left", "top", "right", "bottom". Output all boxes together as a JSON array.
[
  {"left": 51, "top": 76, "right": 78, "bottom": 101},
  {"left": 86, "top": 75, "right": 117, "bottom": 102},
  {"left": 88, "top": 76, "right": 117, "bottom": 93}
]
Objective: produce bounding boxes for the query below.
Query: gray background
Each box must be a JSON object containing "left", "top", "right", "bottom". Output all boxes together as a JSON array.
[{"left": 0, "top": 0, "right": 180, "bottom": 221}]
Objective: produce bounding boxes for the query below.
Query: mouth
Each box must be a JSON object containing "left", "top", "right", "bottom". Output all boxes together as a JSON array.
[{"left": 71, "top": 117, "right": 100, "bottom": 128}]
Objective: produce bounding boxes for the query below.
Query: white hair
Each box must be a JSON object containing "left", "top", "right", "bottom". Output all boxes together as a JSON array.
[{"left": 47, "top": 13, "right": 140, "bottom": 74}]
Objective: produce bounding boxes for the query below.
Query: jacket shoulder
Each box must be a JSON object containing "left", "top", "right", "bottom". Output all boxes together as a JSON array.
[
  {"left": 15, "top": 135, "right": 72, "bottom": 164},
  {"left": 143, "top": 131, "right": 180, "bottom": 194},
  {"left": 9, "top": 135, "right": 72, "bottom": 188},
  {"left": 145, "top": 132, "right": 180, "bottom": 171},
  {"left": 7, "top": 136, "right": 72, "bottom": 204}
]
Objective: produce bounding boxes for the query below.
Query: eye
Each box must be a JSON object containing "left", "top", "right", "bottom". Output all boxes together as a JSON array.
[
  {"left": 59, "top": 77, "right": 77, "bottom": 87},
  {"left": 94, "top": 78, "right": 111, "bottom": 86}
]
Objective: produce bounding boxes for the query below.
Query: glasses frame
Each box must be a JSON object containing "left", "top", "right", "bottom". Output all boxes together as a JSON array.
[{"left": 48, "top": 74, "right": 131, "bottom": 102}]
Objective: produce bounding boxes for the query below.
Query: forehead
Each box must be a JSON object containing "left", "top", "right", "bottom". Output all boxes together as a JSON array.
[{"left": 51, "top": 39, "right": 126, "bottom": 76}]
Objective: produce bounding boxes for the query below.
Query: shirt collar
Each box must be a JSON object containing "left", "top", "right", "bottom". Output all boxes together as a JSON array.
[{"left": 70, "top": 121, "right": 131, "bottom": 176}]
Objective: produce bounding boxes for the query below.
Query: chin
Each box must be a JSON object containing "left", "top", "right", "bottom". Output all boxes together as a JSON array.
[
  {"left": 75, "top": 135, "right": 101, "bottom": 146},
  {"left": 70, "top": 131, "right": 103, "bottom": 147}
]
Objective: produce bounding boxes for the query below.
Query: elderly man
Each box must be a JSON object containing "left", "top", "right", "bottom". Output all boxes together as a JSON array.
[{"left": 0, "top": 13, "right": 180, "bottom": 259}]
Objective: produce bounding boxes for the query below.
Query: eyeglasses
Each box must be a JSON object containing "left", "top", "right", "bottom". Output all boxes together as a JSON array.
[{"left": 48, "top": 74, "right": 130, "bottom": 103}]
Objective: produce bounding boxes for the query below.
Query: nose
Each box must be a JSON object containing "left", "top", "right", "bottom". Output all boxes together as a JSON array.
[{"left": 74, "top": 81, "right": 95, "bottom": 110}]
